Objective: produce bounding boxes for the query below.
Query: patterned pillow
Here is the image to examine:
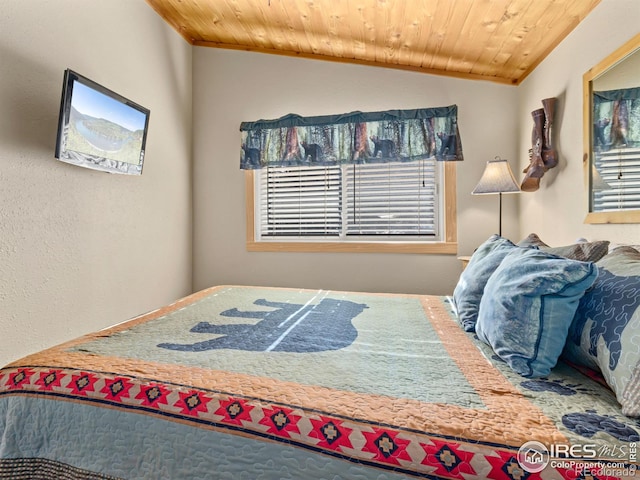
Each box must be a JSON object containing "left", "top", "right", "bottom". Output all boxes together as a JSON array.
[
  {"left": 476, "top": 247, "right": 598, "bottom": 378},
  {"left": 544, "top": 241, "right": 610, "bottom": 263},
  {"left": 564, "top": 247, "right": 640, "bottom": 416},
  {"left": 517, "top": 233, "right": 549, "bottom": 248},
  {"left": 518, "top": 233, "right": 609, "bottom": 262},
  {"left": 609, "top": 243, "right": 640, "bottom": 253},
  {"left": 452, "top": 235, "right": 517, "bottom": 332}
]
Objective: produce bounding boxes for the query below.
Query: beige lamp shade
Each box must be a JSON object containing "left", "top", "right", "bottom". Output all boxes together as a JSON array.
[
  {"left": 472, "top": 157, "right": 520, "bottom": 236},
  {"left": 472, "top": 157, "right": 520, "bottom": 195}
]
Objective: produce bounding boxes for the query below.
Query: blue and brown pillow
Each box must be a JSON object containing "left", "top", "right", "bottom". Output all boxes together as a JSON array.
[
  {"left": 518, "top": 233, "right": 610, "bottom": 262},
  {"left": 564, "top": 246, "right": 640, "bottom": 416}
]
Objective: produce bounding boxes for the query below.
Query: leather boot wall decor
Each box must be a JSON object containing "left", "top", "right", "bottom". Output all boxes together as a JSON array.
[
  {"left": 541, "top": 97, "right": 557, "bottom": 169},
  {"left": 521, "top": 97, "right": 558, "bottom": 192},
  {"left": 521, "top": 108, "right": 546, "bottom": 192}
]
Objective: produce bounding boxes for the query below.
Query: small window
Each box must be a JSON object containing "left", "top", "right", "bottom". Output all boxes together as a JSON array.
[
  {"left": 246, "top": 162, "right": 457, "bottom": 254},
  {"left": 260, "top": 164, "right": 342, "bottom": 237},
  {"left": 240, "top": 106, "right": 462, "bottom": 253},
  {"left": 345, "top": 160, "right": 438, "bottom": 237}
]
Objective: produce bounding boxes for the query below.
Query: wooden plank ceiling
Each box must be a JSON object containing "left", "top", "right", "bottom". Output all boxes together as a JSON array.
[{"left": 145, "top": 0, "right": 600, "bottom": 85}]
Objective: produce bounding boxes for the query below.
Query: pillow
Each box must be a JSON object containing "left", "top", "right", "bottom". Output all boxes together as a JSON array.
[
  {"left": 517, "top": 233, "right": 549, "bottom": 248},
  {"left": 452, "top": 235, "right": 517, "bottom": 332},
  {"left": 475, "top": 247, "right": 598, "bottom": 378},
  {"left": 609, "top": 243, "right": 640, "bottom": 253},
  {"left": 563, "top": 246, "right": 640, "bottom": 416},
  {"left": 544, "top": 241, "right": 610, "bottom": 263},
  {"left": 518, "top": 233, "right": 609, "bottom": 262}
]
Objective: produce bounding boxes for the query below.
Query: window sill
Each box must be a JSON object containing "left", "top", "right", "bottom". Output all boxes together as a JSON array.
[
  {"left": 246, "top": 241, "right": 458, "bottom": 254},
  {"left": 585, "top": 210, "right": 640, "bottom": 224}
]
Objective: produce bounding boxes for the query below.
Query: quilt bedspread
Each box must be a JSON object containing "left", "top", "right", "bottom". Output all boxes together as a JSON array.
[{"left": 0, "top": 286, "right": 638, "bottom": 479}]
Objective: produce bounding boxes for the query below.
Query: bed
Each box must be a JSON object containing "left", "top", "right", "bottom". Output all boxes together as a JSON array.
[{"left": 2, "top": 237, "right": 640, "bottom": 479}]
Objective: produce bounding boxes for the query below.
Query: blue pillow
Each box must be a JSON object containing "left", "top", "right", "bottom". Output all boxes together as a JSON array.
[
  {"left": 475, "top": 247, "right": 598, "bottom": 378},
  {"left": 453, "top": 235, "right": 517, "bottom": 332}
]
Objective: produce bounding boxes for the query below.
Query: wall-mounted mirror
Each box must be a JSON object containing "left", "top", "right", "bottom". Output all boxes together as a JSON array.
[{"left": 584, "top": 33, "right": 640, "bottom": 224}]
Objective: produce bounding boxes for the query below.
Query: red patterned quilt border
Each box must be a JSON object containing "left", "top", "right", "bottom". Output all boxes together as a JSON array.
[{"left": 0, "top": 365, "right": 621, "bottom": 480}]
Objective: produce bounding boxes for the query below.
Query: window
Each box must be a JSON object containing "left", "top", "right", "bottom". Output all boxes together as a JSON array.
[
  {"left": 240, "top": 105, "right": 462, "bottom": 252},
  {"left": 246, "top": 161, "right": 457, "bottom": 254},
  {"left": 345, "top": 160, "right": 437, "bottom": 236},
  {"left": 587, "top": 86, "right": 640, "bottom": 222},
  {"left": 259, "top": 164, "right": 342, "bottom": 237},
  {"left": 592, "top": 147, "right": 640, "bottom": 212}
]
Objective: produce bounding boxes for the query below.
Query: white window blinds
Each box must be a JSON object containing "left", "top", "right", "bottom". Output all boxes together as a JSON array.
[
  {"left": 593, "top": 147, "right": 640, "bottom": 211},
  {"left": 260, "top": 165, "right": 342, "bottom": 236},
  {"left": 346, "top": 160, "right": 437, "bottom": 236},
  {"left": 258, "top": 160, "right": 439, "bottom": 240}
]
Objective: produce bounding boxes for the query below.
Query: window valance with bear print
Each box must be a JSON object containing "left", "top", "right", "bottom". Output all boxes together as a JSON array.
[{"left": 239, "top": 105, "right": 463, "bottom": 169}]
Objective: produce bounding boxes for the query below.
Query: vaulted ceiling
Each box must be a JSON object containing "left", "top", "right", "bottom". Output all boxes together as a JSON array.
[{"left": 145, "top": 0, "right": 601, "bottom": 85}]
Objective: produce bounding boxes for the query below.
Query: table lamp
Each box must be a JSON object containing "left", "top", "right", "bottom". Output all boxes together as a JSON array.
[{"left": 472, "top": 157, "right": 520, "bottom": 236}]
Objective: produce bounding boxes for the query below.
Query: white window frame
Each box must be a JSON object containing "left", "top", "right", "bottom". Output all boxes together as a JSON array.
[{"left": 245, "top": 162, "right": 457, "bottom": 254}]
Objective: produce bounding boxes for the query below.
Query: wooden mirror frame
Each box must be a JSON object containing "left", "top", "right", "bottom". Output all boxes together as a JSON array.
[{"left": 584, "top": 33, "right": 640, "bottom": 224}]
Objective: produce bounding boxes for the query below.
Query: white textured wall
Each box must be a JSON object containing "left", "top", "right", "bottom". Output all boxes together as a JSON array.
[
  {"left": 0, "top": 1, "right": 193, "bottom": 366},
  {"left": 192, "top": 48, "right": 519, "bottom": 295},
  {"left": 517, "top": 0, "right": 640, "bottom": 244}
]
